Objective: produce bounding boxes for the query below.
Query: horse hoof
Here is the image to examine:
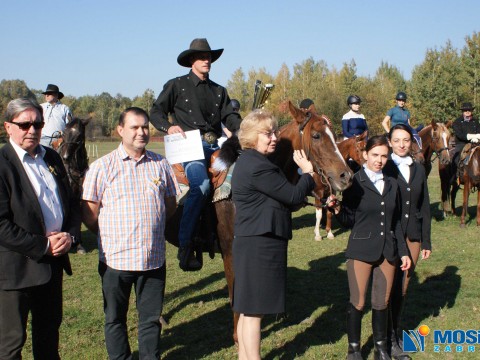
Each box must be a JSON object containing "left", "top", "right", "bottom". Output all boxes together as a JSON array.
[
  {"left": 315, "top": 236, "right": 322, "bottom": 241},
  {"left": 460, "top": 223, "right": 466, "bottom": 228},
  {"left": 327, "top": 232, "right": 334, "bottom": 239}
]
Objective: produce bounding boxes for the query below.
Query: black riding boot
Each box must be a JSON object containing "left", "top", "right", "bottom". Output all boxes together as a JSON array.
[
  {"left": 178, "top": 245, "right": 202, "bottom": 271},
  {"left": 372, "top": 309, "right": 391, "bottom": 360},
  {"left": 346, "top": 303, "right": 363, "bottom": 360},
  {"left": 389, "top": 296, "right": 411, "bottom": 360}
]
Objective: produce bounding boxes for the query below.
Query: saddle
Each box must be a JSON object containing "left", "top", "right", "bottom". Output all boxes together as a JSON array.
[
  {"left": 171, "top": 136, "right": 241, "bottom": 199},
  {"left": 457, "top": 143, "right": 479, "bottom": 181}
]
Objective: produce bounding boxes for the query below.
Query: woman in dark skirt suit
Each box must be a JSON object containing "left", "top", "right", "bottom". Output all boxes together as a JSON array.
[
  {"left": 232, "top": 109, "right": 315, "bottom": 359},
  {"left": 384, "top": 124, "right": 432, "bottom": 360},
  {"left": 328, "top": 135, "right": 411, "bottom": 360}
]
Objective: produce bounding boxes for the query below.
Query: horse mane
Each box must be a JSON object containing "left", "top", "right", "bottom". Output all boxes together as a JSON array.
[{"left": 211, "top": 136, "right": 241, "bottom": 172}]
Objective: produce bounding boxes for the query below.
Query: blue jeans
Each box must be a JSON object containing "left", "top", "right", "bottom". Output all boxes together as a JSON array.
[
  {"left": 99, "top": 262, "right": 166, "bottom": 360},
  {"left": 178, "top": 140, "right": 219, "bottom": 248}
]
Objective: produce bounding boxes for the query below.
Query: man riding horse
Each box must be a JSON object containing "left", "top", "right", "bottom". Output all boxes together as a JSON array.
[
  {"left": 150, "top": 38, "right": 242, "bottom": 271},
  {"left": 452, "top": 102, "right": 480, "bottom": 181}
]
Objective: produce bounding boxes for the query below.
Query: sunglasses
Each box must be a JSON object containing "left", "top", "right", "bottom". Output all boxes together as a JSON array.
[{"left": 7, "top": 121, "right": 45, "bottom": 131}]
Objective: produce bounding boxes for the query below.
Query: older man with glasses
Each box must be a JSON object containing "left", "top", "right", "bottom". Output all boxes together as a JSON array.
[{"left": 0, "top": 97, "right": 79, "bottom": 359}]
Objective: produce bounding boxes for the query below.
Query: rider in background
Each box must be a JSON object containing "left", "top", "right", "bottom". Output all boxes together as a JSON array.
[
  {"left": 342, "top": 95, "right": 368, "bottom": 140},
  {"left": 382, "top": 92, "right": 422, "bottom": 149},
  {"left": 452, "top": 102, "right": 480, "bottom": 179},
  {"left": 40, "top": 84, "right": 72, "bottom": 147}
]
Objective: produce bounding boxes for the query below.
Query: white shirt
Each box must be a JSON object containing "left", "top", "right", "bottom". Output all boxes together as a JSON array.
[
  {"left": 40, "top": 101, "right": 72, "bottom": 147},
  {"left": 363, "top": 165, "right": 385, "bottom": 194},
  {"left": 391, "top": 153, "right": 413, "bottom": 183},
  {"left": 10, "top": 139, "right": 64, "bottom": 235}
]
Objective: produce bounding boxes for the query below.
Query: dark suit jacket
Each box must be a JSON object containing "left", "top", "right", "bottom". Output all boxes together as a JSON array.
[
  {"left": 336, "top": 168, "right": 407, "bottom": 262},
  {"left": 452, "top": 116, "right": 480, "bottom": 152},
  {"left": 232, "top": 149, "right": 315, "bottom": 240},
  {"left": 0, "top": 142, "right": 78, "bottom": 290},
  {"left": 384, "top": 159, "right": 431, "bottom": 250}
]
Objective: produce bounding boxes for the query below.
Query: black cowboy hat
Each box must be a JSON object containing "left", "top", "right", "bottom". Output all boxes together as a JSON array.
[
  {"left": 460, "top": 102, "right": 475, "bottom": 111},
  {"left": 177, "top": 38, "right": 224, "bottom": 67},
  {"left": 42, "top": 84, "right": 64, "bottom": 99}
]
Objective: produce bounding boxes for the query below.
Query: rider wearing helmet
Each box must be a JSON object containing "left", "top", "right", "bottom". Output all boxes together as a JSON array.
[
  {"left": 382, "top": 92, "right": 422, "bottom": 148},
  {"left": 342, "top": 95, "right": 368, "bottom": 140},
  {"left": 230, "top": 99, "right": 241, "bottom": 112}
]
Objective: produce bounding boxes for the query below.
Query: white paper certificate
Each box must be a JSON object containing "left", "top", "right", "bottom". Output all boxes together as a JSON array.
[{"left": 164, "top": 129, "right": 204, "bottom": 164}]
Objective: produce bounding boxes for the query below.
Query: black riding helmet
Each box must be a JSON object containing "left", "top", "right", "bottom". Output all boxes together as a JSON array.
[
  {"left": 396, "top": 92, "right": 407, "bottom": 101},
  {"left": 230, "top": 99, "right": 240, "bottom": 111},
  {"left": 347, "top": 95, "right": 362, "bottom": 105}
]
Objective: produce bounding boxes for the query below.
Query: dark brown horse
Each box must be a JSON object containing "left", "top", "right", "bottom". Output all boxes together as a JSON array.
[
  {"left": 418, "top": 120, "right": 452, "bottom": 216},
  {"left": 312, "top": 131, "right": 367, "bottom": 240},
  {"left": 212, "top": 101, "right": 353, "bottom": 342},
  {"left": 54, "top": 118, "right": 90, "bottom": 253},
  {"left": 56, "top": 118, "right": 90, "bottom": 199},
  {"left": 458, "top": 144, "right": 480, "bottom": 226}
]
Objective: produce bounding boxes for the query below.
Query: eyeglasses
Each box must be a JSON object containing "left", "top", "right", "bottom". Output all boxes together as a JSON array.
[
  {"left": 7, "top": 121, "right": 45, "bottom": 131},
  {"left": 259, "top": 130, "right": 279, "bottom": 138}
]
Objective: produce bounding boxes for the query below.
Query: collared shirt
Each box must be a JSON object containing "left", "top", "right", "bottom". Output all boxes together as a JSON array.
[
  {"left": 363, "top": 165, "right": 385, "bottom": 194},
  {"left": 9, "top": 139, "right": 64, "bottom": 235},
  {"left": 391, "top": 153, "right": 413, "bottom": 182},
  {"left": 387, "top": 105, "right": 411, "bottom": 128},
  {"left": 40, "top": 101, "right": 72, "bottom": 147},
  {"left": 150, "top": 70, "right": 242, "bottom": 137},
  {"left": 82, "top": 144, "right": 180, "bottom": 271}
]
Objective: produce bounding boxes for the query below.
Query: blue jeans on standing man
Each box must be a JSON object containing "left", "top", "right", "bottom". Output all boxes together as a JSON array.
[{"left": 178, "top": 140, "right": 219, "bottom": 249}]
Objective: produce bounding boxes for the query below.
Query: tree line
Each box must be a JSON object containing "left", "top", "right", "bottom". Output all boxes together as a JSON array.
[{"left": 1, "top": 31, "right": 479, "bottom": 141}]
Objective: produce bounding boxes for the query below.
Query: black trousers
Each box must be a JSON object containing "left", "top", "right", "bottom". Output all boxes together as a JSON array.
[
  {"left": 98, "top": 262, "right": 166, "bottom": 360},
  {"left": 0, "top": 262, "right": 63, "bottom": 360}
]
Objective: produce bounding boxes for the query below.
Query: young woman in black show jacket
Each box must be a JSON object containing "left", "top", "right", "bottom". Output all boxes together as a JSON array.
[
  {"left": 383, "top": 124, "right": 432, "bottom": 360},
  {"left": 328, "top": 135, "right": 411, "bottom": 360}
]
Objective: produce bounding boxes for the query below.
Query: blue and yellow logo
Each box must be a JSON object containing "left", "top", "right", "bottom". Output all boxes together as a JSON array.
[{"left": 403, "top": 325, "right": 430, "bottom": 352}]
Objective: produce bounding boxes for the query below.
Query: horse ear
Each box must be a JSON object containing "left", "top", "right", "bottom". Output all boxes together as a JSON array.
[
  {"left": 360, "top": 130, "right": 368, "bottom": 140},
  {"left": 288, "top": 101, "right": 304, "bottom": 124},
  {"left": 445, "top": 120, "right": 452, "bottom": 128},
  {"left": 431, "top": 119, "right": 437, "bottom": 128},
  {"left": 81, "top": 117, "right": 92, "bottom": 126}
]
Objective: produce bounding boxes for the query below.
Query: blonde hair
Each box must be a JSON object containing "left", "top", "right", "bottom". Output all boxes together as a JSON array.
[{"left": 238, "top": 109, "right": 278, "bottom": 149}]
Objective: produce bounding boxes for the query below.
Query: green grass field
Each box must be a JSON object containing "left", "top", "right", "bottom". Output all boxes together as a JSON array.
[{"left": 15, "top": 141, "right": 480, "bottom": 359}]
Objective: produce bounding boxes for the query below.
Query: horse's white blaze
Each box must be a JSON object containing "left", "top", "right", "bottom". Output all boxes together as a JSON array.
[
  {"left": 442, "top": 131, "right": 450, "bottom": 156},
  {"left": 326, "top": 127, "right": 347, "bottom": 165}
]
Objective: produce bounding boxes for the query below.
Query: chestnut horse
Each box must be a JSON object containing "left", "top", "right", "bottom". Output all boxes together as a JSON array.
[
  {"left": 312, "top": 131, "right": 368, "bottom": 241},
  {"left": 213, "top": 101, "right": 353, "bottom": 342},
  {"left": 418, "top": 120, "right": 452, "bottom": 216},
  {"left": 457, "top": 144, "right": 480, "bottom": 226}
]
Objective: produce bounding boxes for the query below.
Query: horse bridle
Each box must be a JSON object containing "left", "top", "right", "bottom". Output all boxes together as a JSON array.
[
  {"left": 429, "top": 128, "right": 450, "bottom": 163},
  {"left": 298, "top": 112, "right": 334, "bottom": 204}
]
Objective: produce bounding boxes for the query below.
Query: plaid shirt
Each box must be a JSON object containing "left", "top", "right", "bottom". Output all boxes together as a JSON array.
[{"left": 82, "top": 144, "right": 179, "bottom": 271}]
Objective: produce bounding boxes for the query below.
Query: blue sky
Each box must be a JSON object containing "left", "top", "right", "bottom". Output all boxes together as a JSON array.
[{"left": 1, "top": 0, "right": 478, "bottom": 98}]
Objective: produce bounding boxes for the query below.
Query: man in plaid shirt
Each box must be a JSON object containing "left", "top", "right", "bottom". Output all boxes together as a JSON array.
[{"left": 82, "top": 107, "right": 179, "bottom": 360}]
